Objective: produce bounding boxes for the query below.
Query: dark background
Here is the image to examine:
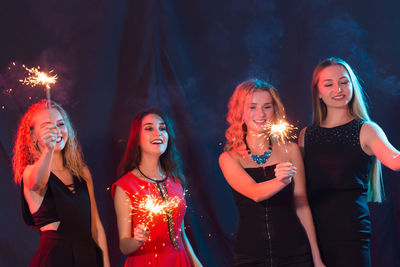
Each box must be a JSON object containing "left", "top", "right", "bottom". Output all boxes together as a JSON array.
[{"left": 1, "top": 0, "right": 399, "bottom": 266}]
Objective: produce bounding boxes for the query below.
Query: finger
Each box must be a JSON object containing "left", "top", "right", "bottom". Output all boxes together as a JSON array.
[
  {"left": 275, "top": 168, "right": 296, "bottom": 175},
  {"left": 277, "top": 162, "right": 292, "bottom": 167},
  {"left": 40, "top": 128, "right": 58, "bottom": 135},
  {"left": 276, "top": 164, "right": 296, "bottom": 169},
  {"left": 135, "top": 234, "right": 149, "bottom": 242},
  {"left": 275, "top": 168, "right": 296, "bottom": 176},
  {"left": 136, "top": 224, "right": 147, "bottom": 230},
  {"left": 40, "top": 133, "right": 57, "bottom": 142},
  {"left": 43, "top": 136, "right": 56, "bottom": 143},
  {"left": 135, "top": 226, "right": 150, "bottom": 236},
  {"left": 275, "top": 166, "right": 296, "bottom": 171}
]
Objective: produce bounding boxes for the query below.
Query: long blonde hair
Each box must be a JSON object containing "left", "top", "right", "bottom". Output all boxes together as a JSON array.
[
  {"left": 224, "top": 79, "right": 286, "bottom": 151},
  {"left": 311, "top": 57, "right": 383, "bottom": 202},
  {"left": 12, "top": 100, "right": 87, "bottom": 184}
]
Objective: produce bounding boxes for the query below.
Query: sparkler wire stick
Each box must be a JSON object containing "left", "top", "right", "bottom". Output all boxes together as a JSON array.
[{"left": 268, "top": 119, "right": 297, "bottom": 162}]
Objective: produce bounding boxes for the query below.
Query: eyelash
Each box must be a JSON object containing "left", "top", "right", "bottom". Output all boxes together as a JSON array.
[
  {"left": 250, "top": 106, "right": 271, "bottom": 109},
  {"left": 325, "top": 81, "right": 349, "bottom": 87},
  {"left": 145, "top": 126, "right": 167, "bottom": 131}
]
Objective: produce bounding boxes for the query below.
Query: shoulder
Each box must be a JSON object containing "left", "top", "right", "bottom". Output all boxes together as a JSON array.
[
  {"left": 111, "top": 172, "right": 138, "bottom": 198},
  {"left": 361, "top": 120, "right": 381, "bottom": 134},
  {"left": 360, "top": 120, "right": 386, "bottom": 142},
  {"left": 286, "top": 141, "right": 301, "bottom": 155},
  {"left": 82, "top": 166, "right": 93, "bottom": 183},
  {"left": 170, "top": 176, "right": 185, "bottom": 193},
  {"left": 219, "top": 150, "right": 243, "bottom": 166}
]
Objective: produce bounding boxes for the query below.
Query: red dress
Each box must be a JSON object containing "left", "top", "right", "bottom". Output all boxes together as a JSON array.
[{"left": 112, "top": 172, "right": 191, "bottom": 267}]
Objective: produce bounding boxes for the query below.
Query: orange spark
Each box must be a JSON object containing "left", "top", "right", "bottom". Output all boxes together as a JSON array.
[
  {"left": 19, "top": 65, "right": 57, "bottom": 89},
  {"left": 267, "top": 119, "right": 297, "bottom": 141}
]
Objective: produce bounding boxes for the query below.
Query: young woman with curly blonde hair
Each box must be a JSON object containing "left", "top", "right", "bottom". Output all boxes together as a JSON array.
[
  {"left": 13, "top": 100, "right": 109, "bottom": 267},
  {"left": 219, "top": 80, "right": 324, "bottom": 267}
]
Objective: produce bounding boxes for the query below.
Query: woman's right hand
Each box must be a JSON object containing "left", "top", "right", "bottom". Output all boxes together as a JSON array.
[
  {"left": 133, "top": 224, "right": 150, "bottom": 244},
  {"left": 37, "top": 126, "right": 58, "bottom": 151},
  {"left": 274, "top": 162, "right": 296, "bottom": 185}
]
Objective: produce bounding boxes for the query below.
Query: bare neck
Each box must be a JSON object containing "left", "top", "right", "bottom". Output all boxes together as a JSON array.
[
  {"left": 138, "top": 153, "right": 163, "bottom": 178},
  {"left": 321, "top": 107, "right": 355, "bottom": 128},
  {"left": 246, "top": 131, "right": 270, "bottom": 154},
  {"left": 50, "top": 151, "right": 65, "bottom": 171}
]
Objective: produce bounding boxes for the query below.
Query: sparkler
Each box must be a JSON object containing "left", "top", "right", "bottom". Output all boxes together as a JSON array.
[
  {"left": 267, "top": 119, "right": 297, "bottom": 161},
  {"left": 19, "top": 65, "right": 57, "bottom": 108},
  {"left": 136, "top": 192, "right": 181, "bottom": 228}
]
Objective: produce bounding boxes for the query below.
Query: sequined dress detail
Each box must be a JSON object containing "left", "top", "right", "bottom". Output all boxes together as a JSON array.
[
  {"left": 112, "top": 172, "right": 190, "bottom": 267},
  {"left": 304, "top": 119, "right": 373, "bottom": 267}
]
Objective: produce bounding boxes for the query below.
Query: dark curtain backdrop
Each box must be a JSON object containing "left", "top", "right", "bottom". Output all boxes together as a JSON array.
[{"left": 1, "top": 0, "right": 399, "bottom": 266}]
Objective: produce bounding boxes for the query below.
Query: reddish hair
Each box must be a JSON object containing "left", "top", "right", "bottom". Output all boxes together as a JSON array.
[
  {"left": 224, "top": 79, "right": 286, "bottom": 151},
  {"left": 12, "top": 100, "right": 86, "bottom": 184}
]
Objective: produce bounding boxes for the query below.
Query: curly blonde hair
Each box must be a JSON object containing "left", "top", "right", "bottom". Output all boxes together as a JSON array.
[
  {"left": 224, "top": 79, "right": 286, "bottom": 151},
  {"left": 12, "top": 100, "right": 86, "bottom": 184}
]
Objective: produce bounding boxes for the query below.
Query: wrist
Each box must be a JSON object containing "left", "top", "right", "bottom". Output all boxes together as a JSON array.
[
  {"left": 274, "top": 176, "right": 290, "bottom": 186},
  {"left": 43, "top": 146, "right": 55, "bottom": 155}
]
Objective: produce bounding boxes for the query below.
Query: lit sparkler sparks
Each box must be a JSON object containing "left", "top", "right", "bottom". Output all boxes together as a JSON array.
[
  {"left": 19, "top": 65, "right": 57, "bottom": 108},
  {"left": 266, "top": 119, "right": 297, "bottom": 161},
  {"left": 137, "top": 193, "right": 181, "bottom": 228}
]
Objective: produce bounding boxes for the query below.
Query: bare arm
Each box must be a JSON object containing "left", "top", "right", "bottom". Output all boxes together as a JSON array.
[
  {"left": 181, "top": 220, "right": 202, "bottom": 267},
  {"left": 23, "top": 125, "right": 59, "bottom": 191},
  {"left": 288, "top": 142, "right": 325, "bottom": 267},
  {"left": 218, "top": 151, "right": 294, "bottom": 203},
  {"left": 361, "top": 122, "right": 400, "bottom": 171},
  {"left": 23, "top": 126, "right": 60, "bottom": 214},
  {"left": 114, "top": 186, "right": 149, "bottom": 255},
  {"left": 83, "top": 167, "right": 110, "bottom": 267}
]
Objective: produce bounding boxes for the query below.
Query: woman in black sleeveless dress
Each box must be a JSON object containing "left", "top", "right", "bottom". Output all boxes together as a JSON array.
[
  {"left": 219, "top": 80, "right": 325, "bottom": 267},
  {"left": 12, "top": 100, "right": 110, "bottom": 266},
  {"left": 299, "top": 57, "right": 400, "bottom": 267}
]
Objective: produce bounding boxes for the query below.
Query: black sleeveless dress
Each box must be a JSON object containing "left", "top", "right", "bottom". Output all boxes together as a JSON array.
[
  {"left": 304, "top": 119, "right": 372, "bottom": 267},
  {"left": 21, "top": 172, "right": 103, "bottom": 267},
  {"left": 232, "top": 165, "right": 313, "bottom": 267}
]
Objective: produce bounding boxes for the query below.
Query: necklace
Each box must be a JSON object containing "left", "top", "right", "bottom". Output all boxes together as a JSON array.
[
  {"left": 245, "top": 138, "right": 272, "bottom": 165},
  {"left": 137, "top": 166, "right": 168, "bottom": 183}
]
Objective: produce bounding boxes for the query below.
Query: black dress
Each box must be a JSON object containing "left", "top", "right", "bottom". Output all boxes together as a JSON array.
[
  {"left": 232, "top": 165, "right": 313, "bottom": 267},
  {"left": 304, "top": 119, "right": 372, "bottom": 267},
  {"left": 21, "top": 172, "right": 103, "bottom": 267}
]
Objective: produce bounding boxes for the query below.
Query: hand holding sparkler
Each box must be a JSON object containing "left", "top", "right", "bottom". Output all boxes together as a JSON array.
[
  {"left": 267, "top": 119, "right": 298, "bottom": 183},
  {"left": 274, "top": 162, "right": 296, "bottom": 185},
  {"left": 37, "top": 125, "right": 60, "bottom": 151},
  {"left": 133, "top": 224, "right": 150, "bottom": 244}
]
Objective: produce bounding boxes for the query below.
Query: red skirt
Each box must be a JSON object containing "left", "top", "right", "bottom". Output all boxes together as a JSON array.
[{"left": 30, "top": 230, "right": 102, "bottom": 267}]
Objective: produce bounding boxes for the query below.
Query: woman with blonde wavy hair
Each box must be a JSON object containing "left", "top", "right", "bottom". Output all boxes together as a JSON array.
[
  {"left": 219, "top": 80, "right": 324, "bottom": 267},
  {"left": 12, "top": 100, "right": 109, "bottom": 267},
  {"left": 299, "top": 57, "right": 400, "bottom": 267}
]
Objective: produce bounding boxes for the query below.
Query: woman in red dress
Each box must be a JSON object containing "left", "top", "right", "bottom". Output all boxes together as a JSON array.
[{"left": 112, "top": 109, "right": 202, "bottom": 267}]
